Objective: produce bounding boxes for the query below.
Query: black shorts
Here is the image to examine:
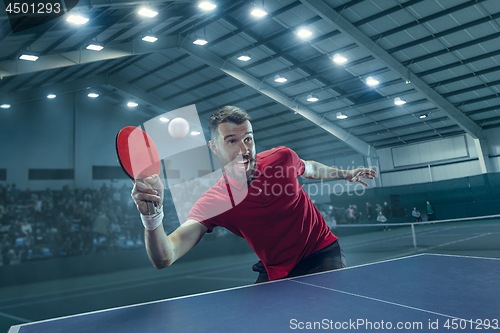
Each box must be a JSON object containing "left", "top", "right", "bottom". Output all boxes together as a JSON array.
[{"left": 253, "top": 240, "right": 347, "bottom": 283}]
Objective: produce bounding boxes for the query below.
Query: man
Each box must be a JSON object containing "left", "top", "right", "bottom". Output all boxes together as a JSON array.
[
  {"left": 426, "top": 201, "right": 434, "bottom": 222},
  {"left": 366, "top": 202, "right": 373, "bottom": 221},
  {"left": 382, "top": 201, "right": 391, "bottom": 219},
  {"left": 347, "top": 205, "right": 355, "bottom": 224},
  {"left": 377, "top": 211, "right": 389, "bottom": 231},
  {"left": 412, "top": 207, "right": 422, "bottom": 222},
  {"left": 132, "top": 106, "right": 375, "bottom": 282}
]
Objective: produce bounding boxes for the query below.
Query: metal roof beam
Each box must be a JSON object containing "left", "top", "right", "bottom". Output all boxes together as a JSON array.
[
  {"left": 402, "top": 32, "right": 500, "bottom": 67},
  {"left": 107, "top": 76, "right": 178, "bottom": 112},
  {"left": 368, "top": 0, "right": 487, "bottom": 42},
  {"left": 358, "top": 117, "right": 451, "bottom": 138},
  {"left": 164, "top": 74, "right": 227, "bottom": 102},
  {"left": 164, "top": 0, "right": 247, "bottom": 36},
  {"left": 417, "top": 49, "right": 500, "bottom": 78},
  {"left": 257, "top": 125, "right": 318, "bottom": 142},
  {"left": 221, "top": 15, "right": 353, "bottom": 102},
  {"left": 128, "top": 54, "right": 190, "bottom": 85},
  {"left": 387, "top": 10, "right": 500, "bottom": 54},
  {"left": 373, "top": 131, "right": 465, "bottom": 149},
  {"left": 289, "top": 67, "right": 390, "bottom": 101},
  {"left": 323, "top": 91, "right": 422, "bottom": 117},
  {"left": 301, "top": 0, "right": 483, "bottom": 139},
  {"left": 442, "top": 79, "right": 500, "bottom": 99},
  {"left": 266, "top": 132, "right": 329, "bottom": 145},
  {"left": 454, "top": 93, "right": 499, "bottom": 107},
  {"left": 179, "top": 40, "right": 377, "bottom": 158},
  {"left": 162, "top": 45, "right": 372, "bottom": 106},
  {"left": 0, "top": 75, "right": 107, "bottom": 104},
  {"left": 352, "top": 104, "right": 500, "bottom": 134},
  {"left": 255, "top": 52, "right": 370, "bottom": 91},
  {"left": 430, "top": 65, "right": 500, "bottom": 88},
  {"left": 351, "top": 110, "right": 438, "bottom": 131},
  {"left": 0, "top": 35, "right": 178, "bottom": 79},
  {"left": 73, "top": 0, "right": 192, "bottom": 10},
  {"left": 208, "top": 2, "right": 302, "bottom": 48},
  {"left": 474, "top": 138, "right": 492, "bottom": 174},
  {"left": 148, "top": 64, "right": 210, "bottom": 92},
  {"left": 354, "top": 0, "right": 424, "bottom": 27},
  {"left": 53, "top": 61, "right": 108, "bottom": 84},
  {"left": 368, "top": 125, "right": 461, "bottom": 146},
  {"left": 100, "top": 54, "right": 151, "bottom": 77}
]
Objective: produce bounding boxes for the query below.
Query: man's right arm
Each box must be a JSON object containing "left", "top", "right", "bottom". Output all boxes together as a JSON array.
[
  {"left": 145, "top": 219, "right": 207, "bottom": 269},
  {"left": 131, "top": 175, "right": 208, "bottom": 269}
]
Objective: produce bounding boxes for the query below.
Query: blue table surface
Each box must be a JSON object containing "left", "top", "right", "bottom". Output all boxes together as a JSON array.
[{"left": 9, "top": 254, "right": 500, "bottom": 333}]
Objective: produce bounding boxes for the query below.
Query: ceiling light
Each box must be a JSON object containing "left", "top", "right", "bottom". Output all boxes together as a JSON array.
[
  {"left": 142, "top": 35, "right": 158, "bottom": 43},
  {"left": 191, "top": 131, "right": 201, "bottom": 136},
  {"left": 66, "top": 15, "right": 89, "bottom": 24},
  {"left": 336, "top": 112, "right": 347, "bottom": 119},
  {"left": 19, "top": 54, "right": 39, "bottom": 61},
  {"left": 193, "top": 36, "right": 208, "bottom": 45},
  {"left": 198, "top": 1, "right": 216, "bottom": 10},
  {"left": 47, "top": 94, "right": 56, "bottom": 99},
  {"left": 88, "top": 93, "right": 99, "bottom": 98},
  {"left": 333, "top": 53, "right": 347, "bottom": 64},
  {"left": 0, "top": 104, "right": 11, "bottom": 109},
  {"left": 237, "top": 53, "right": 251, "bottom": 61},
  {"left": 160, "top": 117, "right": 169, "bottom": 122},
  {"left": 366, "top": 76, "right": 379, "bottom": 86},
  {"left": 251, "top": 8, "right": 267, "bottom": 17},
  {"left": 86, "top": 43, "right": 103, "bottom": 51},
  {"left": 394, "top": 97, "right": 406, "bottom": 105},
  {"left": 306, "top": 94, "right": 319, "bottom": 102},
  {"left": 127, "top": 102, "right": 138, "bottom": 108},
  {"left": 138, "top": 8, "right": 158, "bottom": 17},
  {"left": 274, "top": 74, "right": 287, "bottom": 83},
  {"left": 419, "top": 114, "right": 428, "bottom": 119},
  {"left": 297, "top": 28, "right": 312, "bottom": 38}
]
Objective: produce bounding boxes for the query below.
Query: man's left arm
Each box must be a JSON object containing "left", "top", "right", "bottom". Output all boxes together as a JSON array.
[{"left": 301, "top": 160, "right": 376, "bottom": 186}]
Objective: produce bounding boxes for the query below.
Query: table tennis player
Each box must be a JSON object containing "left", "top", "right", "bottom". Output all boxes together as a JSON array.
[{"left": 131, "top": 106, "right": 376, "bottom": 283}]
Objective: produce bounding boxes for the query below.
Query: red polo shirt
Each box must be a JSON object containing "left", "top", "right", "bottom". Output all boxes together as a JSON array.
[{"left": 186, "top": 146, "right": 337, "bottom": 281}]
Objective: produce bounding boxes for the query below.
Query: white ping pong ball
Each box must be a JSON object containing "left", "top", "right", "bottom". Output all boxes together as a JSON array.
[{"left": 168, "top": 117, "right": 190, "bottom": 139}]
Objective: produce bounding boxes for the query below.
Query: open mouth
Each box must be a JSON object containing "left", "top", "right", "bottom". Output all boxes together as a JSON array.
[{"left": 236, "top": 159, "right": 250, "bottom": 169}]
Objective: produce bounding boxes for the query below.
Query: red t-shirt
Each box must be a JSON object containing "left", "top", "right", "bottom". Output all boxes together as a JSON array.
[{"left": 186, "top": 146, "right": 337, "bottom": 280}]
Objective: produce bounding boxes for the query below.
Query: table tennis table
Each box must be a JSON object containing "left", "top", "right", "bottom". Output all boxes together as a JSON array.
[{"left": 8, "top": 254, "right": 500, "bottom": 332}]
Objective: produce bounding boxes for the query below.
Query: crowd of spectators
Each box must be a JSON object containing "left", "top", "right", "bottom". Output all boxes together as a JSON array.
[
  {"left": 0, "top": 182, "right": 199, "bottom": 267},
  {"left": 316, "top": 200, "right": 435, "bottom": 231},
  {"left": 315, "top": 202, "right": 392, "bottom": 230},
  {"left": 322, "top": 204, "right": 365, "bottom": 225}
]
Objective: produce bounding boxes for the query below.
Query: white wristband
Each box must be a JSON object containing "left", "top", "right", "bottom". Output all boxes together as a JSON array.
[{"left": 141, "top": 209, "right": 164, "bottom": 230}]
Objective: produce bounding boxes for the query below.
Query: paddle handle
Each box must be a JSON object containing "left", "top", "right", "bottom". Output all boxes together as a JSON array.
[
  {"left": 137, "top": 178, "right": 162, "bottom": 215},
  {"left": 146, "top": 200, "right": 161, "bottom": 215}
]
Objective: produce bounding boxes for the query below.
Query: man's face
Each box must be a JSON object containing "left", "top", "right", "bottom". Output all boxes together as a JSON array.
[{"left": 210, "top": 120, "right": 257, "bottom": 182}]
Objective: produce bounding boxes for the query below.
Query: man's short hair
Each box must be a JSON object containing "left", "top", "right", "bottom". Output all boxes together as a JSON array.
[{"left": 209, "top": 106, "right": 251, "bottom": 140}]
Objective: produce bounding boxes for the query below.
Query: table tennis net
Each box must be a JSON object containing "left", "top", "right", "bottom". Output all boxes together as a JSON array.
[{"left": 331, "top": 214, "right": 500, "bottom": 252}]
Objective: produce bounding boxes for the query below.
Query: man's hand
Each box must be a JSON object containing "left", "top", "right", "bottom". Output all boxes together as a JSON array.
[
  {"left": 347, "top": 168, "right": 376, "bottom": 186},
  {"left": 131, "top": 174, "right": 164, "bottom": 215}
]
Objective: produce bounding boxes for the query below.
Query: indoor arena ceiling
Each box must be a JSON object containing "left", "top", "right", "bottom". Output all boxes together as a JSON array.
[{"left": 1, "top": 0, "right": 500, "bottom": 161}]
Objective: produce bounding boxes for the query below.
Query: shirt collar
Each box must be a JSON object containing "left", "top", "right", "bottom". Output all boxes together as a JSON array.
[{"left": 224, "top": 172, "right": 246, "bottom": 191}]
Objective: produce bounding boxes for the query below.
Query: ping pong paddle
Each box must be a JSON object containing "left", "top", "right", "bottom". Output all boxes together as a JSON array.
[{"left": 116, "top": 126, "right": 161, "bottom": 215}]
